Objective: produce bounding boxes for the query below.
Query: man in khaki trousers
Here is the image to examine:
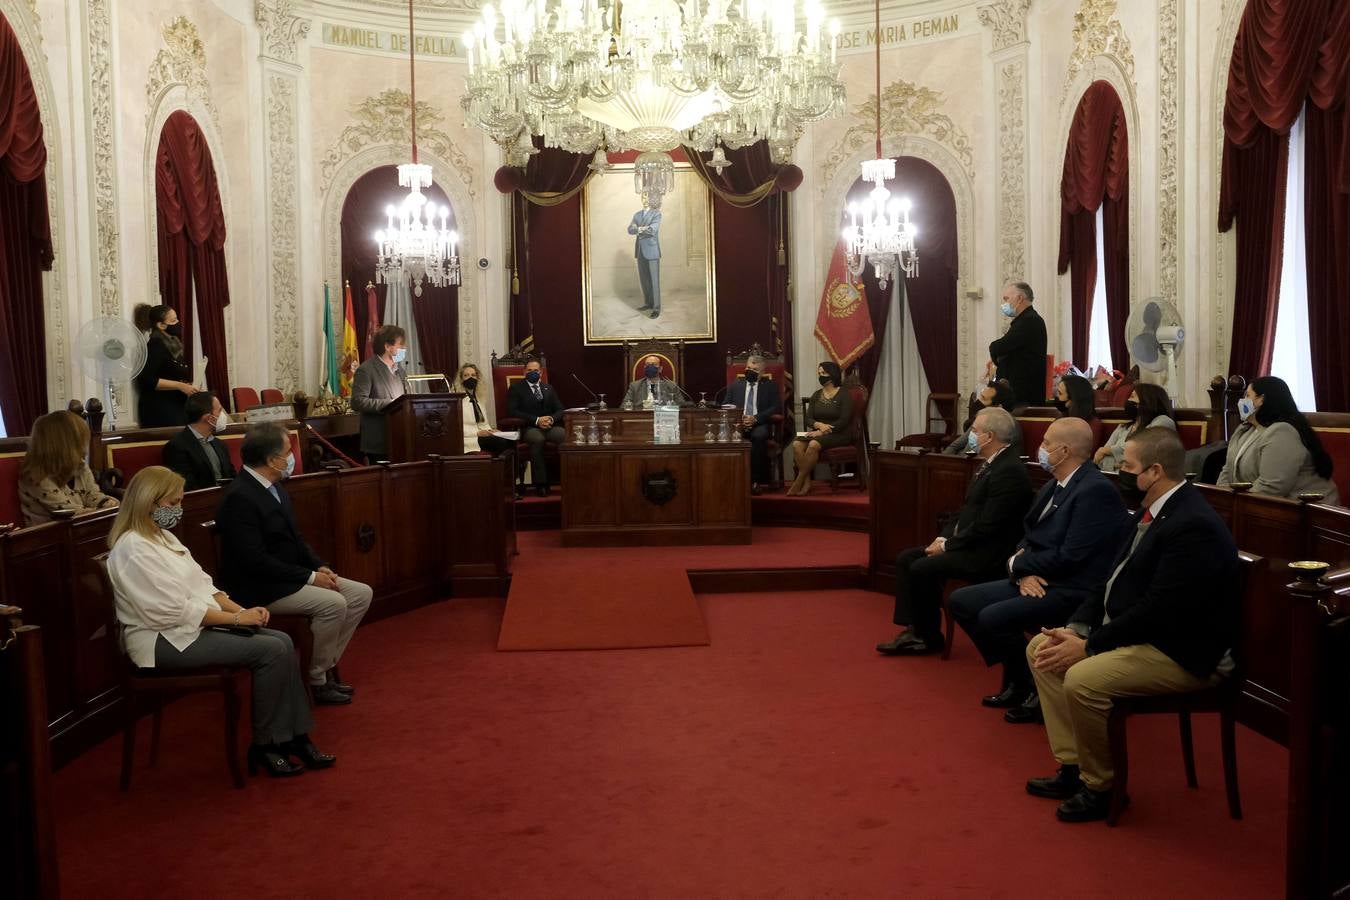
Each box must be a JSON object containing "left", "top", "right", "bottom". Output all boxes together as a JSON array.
[{"left": 1024, "top": 428, "right": 1238, "bottom": 823}]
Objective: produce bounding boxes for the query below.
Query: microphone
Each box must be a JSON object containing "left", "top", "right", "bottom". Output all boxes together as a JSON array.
[
  {"left": 669, "top": 379, "right": 696, "bottom": 408},
  {"left": 707, "top": 384, "right": 731, "bottom": 408},
  {"left": 571, "top": 373, "right": 602, "bottom": 411}
]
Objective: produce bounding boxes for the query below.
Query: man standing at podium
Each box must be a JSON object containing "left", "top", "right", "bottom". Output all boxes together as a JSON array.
[
  {"left": 351, "top": 325, "right": 409, "bottom": 462},
  {"left": 623, "top": 355, "right": 684, "bottom": 408},
  {"left": 508, "top": 359, "right": 566, "bottom": 496},
  {"left": 726, "top": 354, "right": 781, "bottom": 493}
]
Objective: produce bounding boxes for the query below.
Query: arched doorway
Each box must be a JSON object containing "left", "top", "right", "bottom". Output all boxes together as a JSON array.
[{"left": 340, "top": 165, "right": 459, "bottom": 379}]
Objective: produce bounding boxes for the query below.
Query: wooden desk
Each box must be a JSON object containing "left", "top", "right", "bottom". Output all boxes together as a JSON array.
[
  {"left": 559, "top": 439, "right": 750, "bottom": 546},
  {"left": 563, "top": 407, "right": 737, "bottom": 442}
]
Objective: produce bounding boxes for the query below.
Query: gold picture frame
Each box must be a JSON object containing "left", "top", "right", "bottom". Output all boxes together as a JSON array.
[{"left": 581, "top": 162, "right": 717, "bottom": 344}]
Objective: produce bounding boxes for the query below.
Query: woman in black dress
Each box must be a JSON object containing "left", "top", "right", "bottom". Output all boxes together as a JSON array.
[
  {"left": 133, "top": 304, "right": 197, "bottom": 427},
  {"left": 788, "top": 361, "right": 854, "bottom": 495}
]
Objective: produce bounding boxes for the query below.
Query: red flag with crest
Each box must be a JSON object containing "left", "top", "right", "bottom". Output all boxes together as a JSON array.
[{"left": 813, "top": 239, "right": 874, "bottom": 369}]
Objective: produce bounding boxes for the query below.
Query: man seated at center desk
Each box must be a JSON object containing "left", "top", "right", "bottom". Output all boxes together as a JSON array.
[{"left": 622, "top": 355, "right": 688, "bottom": 408}]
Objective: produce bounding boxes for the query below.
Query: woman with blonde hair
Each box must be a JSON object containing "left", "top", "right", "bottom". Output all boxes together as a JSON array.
[
  {"left": 19, "top": 410, "right": 118, "bottom": 526},
  {"left": 107, "top": 465, "right": 334, "bottom": 777}
]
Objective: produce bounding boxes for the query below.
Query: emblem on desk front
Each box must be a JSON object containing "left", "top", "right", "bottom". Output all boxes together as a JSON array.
[
  {"left": 355, "top": 522, "right": 377, "bottom": 553},
  {"left": 421, "top": 412, "right": 445, "bottom": 438},
  {"left": 642, "top": 469, "right": 678, "bottom": 506}
]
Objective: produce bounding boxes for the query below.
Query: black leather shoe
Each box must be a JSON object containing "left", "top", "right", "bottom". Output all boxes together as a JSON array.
[
  {"left": 1004, "top": 692, "right": 1043, "bottom": 724},
  {"left": 1056, "top": 786, "right": 1116, "bottom": 823},
  {"left": 1026, "top": 765, "right": 1082, "bottom": 799},
  {"left": 982, "top": 684, "right": 1029, "bottom": 708},
  {"left": 247, "top": 744, "right": 304, "bottom": 777},
  {"left": 875, "top": 632, "right": 920, "bottom": 654},
  {"left": 283, "top": 736, "right": 336, "bottom": 770},
  {"left": 638, "top": 304, "right": 653, "bottom": 312},
  {"left": 893, "top": 638, "right": 942, "bottom": 656},
  {"left": 535, "top": 485, "right": 549, "bottom": 498},
  {"left": 649, "top": 309, "right": 660, "bottom": 319},
  {"left": 326, "top": 671, "right": 355, "bottom": 695},
  {"left": 312, "top": 682, "right": 352, "bottom": 706}
]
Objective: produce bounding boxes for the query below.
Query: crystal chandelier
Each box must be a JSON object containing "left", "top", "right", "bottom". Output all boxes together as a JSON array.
[
  {"left": 375, "top": 0, "right": 461, "bottom": 295},
  {"left": 460, "top": 0, "right": 846, "bottom": 171},
  {"left": 841, "top": 0, "right": 916, "bottom": 291}
]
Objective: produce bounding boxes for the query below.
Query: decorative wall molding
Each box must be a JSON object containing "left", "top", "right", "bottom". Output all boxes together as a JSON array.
[
  {"left": 1061, "top": 0, "right": 1136, "bottom": 108},
  {"left": 318, "top": 89, "right": 476, "bottom": 197},
  {"left": 256, "top": 0, "right": 311, "bottom": 66},
  {"left": 87, "top": 0, "right": 120, "bottom": 320},
  {"left": 1211, "top": 0, "right": 1246, "bottom": 376},
  {"left": 145, "top": 17, "right": 221, "bottom": 133},
  {"left": 821, "top": 78, "right": 975, "bottom": 187},
  {"left": 993, "top": 58, "right": 1028, "bottom": 284},
  {"left": 977, "top": 0, "right": 1030, "bottom": 51},
  {"left": 1157, "top": 0, "right": 1180, "bottom": 305}
]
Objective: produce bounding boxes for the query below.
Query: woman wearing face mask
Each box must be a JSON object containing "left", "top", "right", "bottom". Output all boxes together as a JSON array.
[
  {"left": 457, "top": 364, "right": 515, "bottom": 457},
  {"left": 19, "top": 410, "right": 119, "bottom": 526},
  {"left": 1217, "top": 376, "right": 1338, "bottom": 503},
  {"left": 1052, "top": 375, "right": 1097, "bottom": 424},
  {"left": 107, "top": 466, "right": 330, "bottom": 777},
  {"left": 133, "top": 303, "right": 198, "bottom": 427},
  {"left": 944, "top": 379, "right": 1024, "bottom": 456},
  {"left": 351, "top": 324, "right": 411, "bottom": 462},
  {"left": 1093, "top": 383, "right": 1175, "bottom": 473},
  {"left": 788, "top": 361, "right": 853, "bottom": 495}
]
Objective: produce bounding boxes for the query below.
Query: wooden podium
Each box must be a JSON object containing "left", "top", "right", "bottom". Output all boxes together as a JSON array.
[{"left": 385, "top": 392, "right": 464, "bottom": 462}]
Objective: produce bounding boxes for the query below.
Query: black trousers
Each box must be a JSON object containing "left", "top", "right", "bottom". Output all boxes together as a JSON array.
[
  {"left": 477, "top": 434, "right": 516, "bottom": 456},
  {"left": 892, "top": 546, "right": 997, "bottom": 645},
  {"left": 741, "top": 424, "right": 773, "bottom": 484},
  {"left": 521, "top": 425, "right": 565, "bottom": 485},
  {"left": 947, "top": 580, "right": 1082, "bottom": 689}
]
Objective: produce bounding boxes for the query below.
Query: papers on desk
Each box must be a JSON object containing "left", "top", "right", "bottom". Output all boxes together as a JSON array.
[{"left": 492, "top": 430, "right": 520, "bottom": 441}]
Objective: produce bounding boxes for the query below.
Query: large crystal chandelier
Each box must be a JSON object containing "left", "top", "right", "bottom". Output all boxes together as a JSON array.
[
  {"left": 461, "top": 0, "right": 846, "bottom": 175},
  {"left": 841, "top": 0, "right": 916, "bottom": 291},
  {"left": 375, "top": 0, "right": 462, "bottom": 295}
]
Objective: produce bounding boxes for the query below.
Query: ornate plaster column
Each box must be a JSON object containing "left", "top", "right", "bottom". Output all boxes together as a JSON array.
[
  {"left": 255, "top": 0, "right": 311, "bottom": 394},
  {"left": 978, "top": 0, "right": 1031, "bottom": 285}
]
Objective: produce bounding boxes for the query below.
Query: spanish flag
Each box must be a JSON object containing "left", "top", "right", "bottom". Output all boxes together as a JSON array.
[
  {"left": 813, "top": 238, "right": 874, "bottom": 369},
  {"left": 339, "top": 281, "right": 359, "bottom": 397}
]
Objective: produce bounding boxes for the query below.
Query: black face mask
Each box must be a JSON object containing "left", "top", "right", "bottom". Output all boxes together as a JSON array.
[
  {"left": 1053, "top": 398, "right": 1069, "bottom": 414},
  {"left": 164, "top": 323, "right": 182, "bottom": 338},
  {"left": 1118, "top": 469, "right": 1149, "bottom": 506},
  {"left": 743, "top": 369, "right": 760, "bottom": 383},
  {"left": 819, "top": 375, "right": 833, "bottom": 387},
  {"left": 1123, "top": 400, "right": 1139, "bottom": 421},
  {"left": 462, "top": 377, "right": 478, "bottom": 391}
]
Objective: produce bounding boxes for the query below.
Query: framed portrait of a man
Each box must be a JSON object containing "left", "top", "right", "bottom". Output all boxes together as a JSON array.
[{"left": 581, "top": 162, "right": 716, "bottom": 344}]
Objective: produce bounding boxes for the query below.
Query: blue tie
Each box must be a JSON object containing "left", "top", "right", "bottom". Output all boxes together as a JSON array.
[{"left": 268, "top": 484, "right": 281, "bottom": 504}]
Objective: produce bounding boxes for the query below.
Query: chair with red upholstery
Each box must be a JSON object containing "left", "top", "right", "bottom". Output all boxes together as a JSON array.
[
  {"left": 1015, "top": 409, "right": 1057, "bottom": 458},
  {"left": 232, "top": 388, "right": 261, "bottom": 413},
  {"left": 1308, "top": 413, "right": 1350, "bottom": 501},
  {"left": 821, "top": 378, "right": 871, "bottom": 492},
  {"left": 725, "top": 343, "right": 789, "bottom": 486},
  {"left": 490, "top": 345, "right": 553, "bottom": 488},
  {"left": 0, "top": 449, "right": 26, "bottom": 528},
  {"left": 218, "top": 430, "right": 303, "bottom": 476},
  {"left": 260, "top": 388, "right": 285, "bottom": 405},
  {"left": 622, "top": 339, "right": 686, "bottom": 395}
]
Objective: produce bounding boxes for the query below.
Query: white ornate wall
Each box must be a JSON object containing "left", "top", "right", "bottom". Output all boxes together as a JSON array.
[{"left": 15, "top": 0, "right": 1247, "bottom": 421}]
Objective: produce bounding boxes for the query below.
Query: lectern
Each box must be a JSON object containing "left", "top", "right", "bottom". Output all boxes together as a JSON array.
[{"left": 384, "top": 392, "right": 464, "bottom": 461}]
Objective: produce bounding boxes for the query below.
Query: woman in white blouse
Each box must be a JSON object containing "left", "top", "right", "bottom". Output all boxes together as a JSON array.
[
  {"left": 1093, "top": 383, "right": 1177, "bottom": 473},
  {"left": 107, "top": 465, "right": 334, "bottom": 778}
]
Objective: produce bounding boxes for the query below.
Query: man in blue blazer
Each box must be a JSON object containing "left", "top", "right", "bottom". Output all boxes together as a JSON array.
[
  {"left": 949, "top": 417, "right": 1130, "bottom": 723},
  {"left": 628, "top": 193, "right": 662, "bottom": 318},
  {"left": 725, "top": 354, "right": 782, "bottom": 492}
]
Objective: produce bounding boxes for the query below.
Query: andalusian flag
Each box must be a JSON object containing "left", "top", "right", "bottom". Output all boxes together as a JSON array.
[
  {"left": 321, "top": 282, "right": 339, "bottom": 394},
  {"left": 339, "top": 281, "right": 359, "bottom": 397},
  {"left": 813, "top": 238, "right": 874, "bottom": 369}
]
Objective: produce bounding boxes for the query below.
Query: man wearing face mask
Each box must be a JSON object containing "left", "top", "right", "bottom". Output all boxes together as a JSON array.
[
  {"left": 948, "top": 417, "right": 1129, "bottom": 723},
  {"left": 162, "top": 390, "right": 237, "bottom": 491},
  {"left": 351, "top": 325, "right": 411, "bottom": 462},
  {"left": 877, "top": 408, "right": 1034, "bottom": 656},
  {"left": 1025, "top": 427, "right": 1238, "bottom": 822},
  {"left": 215, "top": 424, "right": 373, "bottom": 705},
  {"left": 725, "top": 354, "right": 782, "bottom": 493},
  {"left": 507, "top": 359, "right": 566, "bottom": 496},
  {"left": 943, "top": 379, "right": 1024, "bottom": 456},
  {"left": 622, "top": 355, "right": 685, "bottom": 408},
  {"left": 986, "top": 281, "right": 1047, "bottom": 407}
]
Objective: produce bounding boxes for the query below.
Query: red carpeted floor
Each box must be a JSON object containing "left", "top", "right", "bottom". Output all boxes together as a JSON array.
[{"left": 52, "top": 580, "right": 1285, "bottom": 898}]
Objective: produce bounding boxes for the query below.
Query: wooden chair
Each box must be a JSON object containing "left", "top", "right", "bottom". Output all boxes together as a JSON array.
[
  {"left": 926, "top": 392, "right": 961, "bottom": 442},
  {"left": 725, "top": 342, "right": 789, "bottom": 486},
  {"left": 232, "top": 387, "right": 261, "bottom": 413},
  {"left": 260, "top": 388, "right": 285, "bottom": 404},
  {"left": 1103, "top": 552, "right": 1260, "bottom": 826},
  {"left": 490, "top": 344, "right": 553, "bottom": 487},
  {"left": 622, "top": 339, "right": 686, "bottom": 390},
  {"left": 820, "top": 378, "right": 871, "bottom": 492},
  {"left": 93, "top": 553, "right": 248, "bottom": 790}
]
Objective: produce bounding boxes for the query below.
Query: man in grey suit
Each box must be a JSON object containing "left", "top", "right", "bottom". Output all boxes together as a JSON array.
[
  {"left": 351, "top": 324, "right": 410, "bottom": 461},
  {"left": 628, "top": 193, "right": 662, "bottom": 319},
  {"left": 622, "top": 354, "right": 685, "bottom": 408}
]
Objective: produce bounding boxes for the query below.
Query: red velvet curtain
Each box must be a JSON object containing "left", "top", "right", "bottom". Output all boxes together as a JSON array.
[
  {"left": 155, "top": 111, "right": 232, "bottom": 405},
  {"left": 1057, "top": 80, "right": 1129, "bottom": 370},
  {"left": 0, "top": 12, "right": 51, "bottom": 434},
  {"left": 340, "top": 165, "right": 458, "bottom": 376},
  {"left": 852, "top": 157, "right": 959, "bottom": 393}
]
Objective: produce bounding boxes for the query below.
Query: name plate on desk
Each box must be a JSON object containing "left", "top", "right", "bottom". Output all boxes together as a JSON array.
[
  {"left": 244, "top": 402, "right": 293, "bottom": 423},
  {"left": 653, "top": 405, "right": 681, "bottom": 444}
]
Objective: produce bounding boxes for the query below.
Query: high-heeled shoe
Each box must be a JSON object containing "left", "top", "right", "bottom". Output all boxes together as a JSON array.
[
  {"left": 282, "top": 736, "right": 337, "bottom": 770},
  {"left": 247, "top": 744, "right": 304, "bottom": 777}
]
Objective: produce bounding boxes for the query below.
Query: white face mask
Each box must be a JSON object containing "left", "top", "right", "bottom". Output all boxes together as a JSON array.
[{"left": 213, "top": 410, "right": 230, "bottom": 433}]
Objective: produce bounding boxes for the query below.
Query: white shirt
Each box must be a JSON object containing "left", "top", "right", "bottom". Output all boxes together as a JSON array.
[{"left": 108, "top": 529, "right": 222, "bottom": 668}]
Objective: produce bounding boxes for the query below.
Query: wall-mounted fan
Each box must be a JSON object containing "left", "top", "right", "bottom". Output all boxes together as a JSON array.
[
  {"left": 75, "top": 317, "right": 147, "bottom": 431},
  {"left": 1123, "top": 297, "right": 1185, "bottom": 400}
]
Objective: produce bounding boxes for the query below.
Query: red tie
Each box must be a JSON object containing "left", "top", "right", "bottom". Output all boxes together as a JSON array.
[{"left": 1141, "top": 509, "right": 1153, "bottom": 524}]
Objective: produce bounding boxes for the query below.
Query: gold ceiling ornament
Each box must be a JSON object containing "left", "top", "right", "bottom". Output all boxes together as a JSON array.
[
  {"left": 1061, "top": 0, "right": 1135, "bottom": 106},
  {"left": 319, "top": 88, "right": 474, "bottom": 196},
  {"left": 145, "top": 16, "right": 220, "bottom": 130},
  {"left": 822, "top": 78, "right": 974, "bottom": 185}
]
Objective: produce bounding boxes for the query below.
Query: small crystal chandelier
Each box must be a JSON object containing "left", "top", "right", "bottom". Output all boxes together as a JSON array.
[
  {"left": 634, "top": 150, "right": 675, "bottom": 200},
  {"left": 375, "top": 0, "right": 461, "bottom": 295},
  {"left": 841, "top": 0, "right": 917, "bottom": 292}
]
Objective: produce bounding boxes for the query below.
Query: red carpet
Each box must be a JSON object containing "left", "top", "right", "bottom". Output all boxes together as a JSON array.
[
  {"left": 498, "top": 562, "right": 709, "bottom": 650},
  {"left": 52, "top": 583, "right": 1286, "bottom": 898}
]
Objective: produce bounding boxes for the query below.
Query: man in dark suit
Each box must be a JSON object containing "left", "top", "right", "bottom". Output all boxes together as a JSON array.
[
  {"left": 162, "top": 390, "right": 236, "bottom": 492},
  {"left": 949, "top": 417, "right": 1129, "bottom": 723},
  {"left": 507, "top": 359, "right": 566, "bottom": 496},
  {"left": 1025, "top": 427, "right": 1238, "bottom": 822},
  {"left": 215, "top": 423, "right": 373, "bottom": 705},
  {"left": 987, "top": 281, "right": 1047, "bottom": 406},
  {"left": 725, "top": 354, "right": 782, "bottom": 493},
  {"left": 877, "top": 407, "right": 1033, "bottom": 655}
]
